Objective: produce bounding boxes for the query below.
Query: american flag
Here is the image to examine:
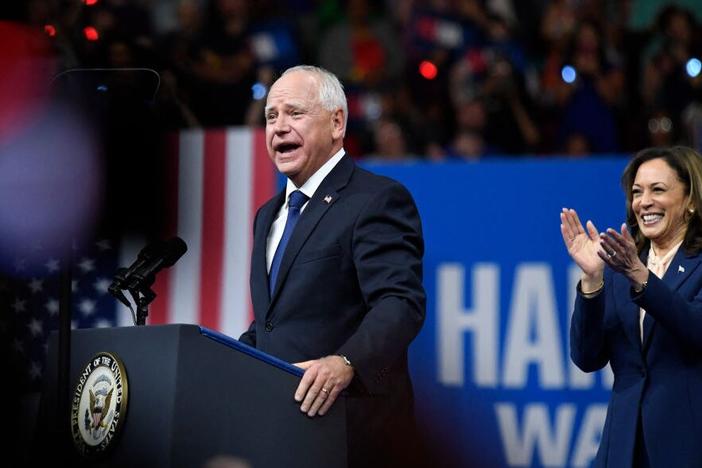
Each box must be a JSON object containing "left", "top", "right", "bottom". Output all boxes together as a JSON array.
[
  {"left": 1, "top": 239, "right": 120, "bottom": 392},
  {"left": 1, "top": 127, "right": 276, "bottom": 391}
]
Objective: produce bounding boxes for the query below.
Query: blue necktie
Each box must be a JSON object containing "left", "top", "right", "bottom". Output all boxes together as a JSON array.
[{"left": 269, "top": 190, "right": 309, "bottom": 293}]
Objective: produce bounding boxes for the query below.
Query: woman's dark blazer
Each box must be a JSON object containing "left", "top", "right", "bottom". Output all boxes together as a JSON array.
[{"left": 571, "top": 248, "right": 702, "bottom": 467}]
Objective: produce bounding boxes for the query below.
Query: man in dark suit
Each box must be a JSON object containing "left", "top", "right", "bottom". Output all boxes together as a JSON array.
[{"left": 238, "top": 65, "right": 426, "bottom": 467}]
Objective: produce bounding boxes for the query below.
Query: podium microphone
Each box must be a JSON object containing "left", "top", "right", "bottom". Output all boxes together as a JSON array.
[
  {"left": 108, "top": 240, "right": 169, "bottom": 298},
  {"left": 109, "top": 236, "right": 187, "bottom": 325},
  {"left": 124, "top": 236, "right": 187, "bottom": 290}
]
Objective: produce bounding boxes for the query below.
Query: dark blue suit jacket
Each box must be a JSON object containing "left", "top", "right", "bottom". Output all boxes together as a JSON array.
[
  {"left": 571, "top": 248, "right": 702, "bottom": 467},
  {"left": 239, "top": 155, "right": 426, "bottom": 467}
]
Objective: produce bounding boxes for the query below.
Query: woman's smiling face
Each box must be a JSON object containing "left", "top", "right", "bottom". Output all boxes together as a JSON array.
[{"left": 632, "top": 157, "right": 690, "bottom": 249}]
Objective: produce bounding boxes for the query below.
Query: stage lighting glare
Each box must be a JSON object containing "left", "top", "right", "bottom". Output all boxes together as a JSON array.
[
  {"left": 419, "top": 60, "right": 438, "bottom": 80},
  {"left": 251, "top": 82, "right": 267, "bottom": 100},
  {"left": 0, "top": 105, "right": 100, "bottom": 275},
  {"left": 44, "top": 24, "right": 56, "bottom": 37},
  {"left": 83, "top": 0, "right": 99, "bottom": 6},
  {"left": 0, "top": 21, "right": 54, "bottom": 144},
  {"left": 686, "top": 58, "right": 701, "bottom": 78},
  {"left": 83, "top": 26, "right": 99, "bottom": 41},
  {"left": 561, "top": 65, "right": 577, "bottom": 84}
]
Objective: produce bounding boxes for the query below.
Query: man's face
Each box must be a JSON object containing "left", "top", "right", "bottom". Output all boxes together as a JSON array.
[{"left": 264, "top": 71, "right": 344, "bottom": 187}]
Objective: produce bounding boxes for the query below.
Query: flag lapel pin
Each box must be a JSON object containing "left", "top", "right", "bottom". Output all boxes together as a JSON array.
[
  {"left": 323, "top": 195, "right": 333, "bottom": 204},
  {"left": 678, "top": 265, "right": 685, "bottom": 273}
]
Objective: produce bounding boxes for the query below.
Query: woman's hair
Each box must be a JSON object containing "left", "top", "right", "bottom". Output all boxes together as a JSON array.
[{"left": 621, "top": 146, "right": 702, "bottom": 254}]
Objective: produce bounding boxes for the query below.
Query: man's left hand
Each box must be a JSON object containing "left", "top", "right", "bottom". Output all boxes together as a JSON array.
[{"left": 293, "top": 356, "right": 354, "bottom": 417}]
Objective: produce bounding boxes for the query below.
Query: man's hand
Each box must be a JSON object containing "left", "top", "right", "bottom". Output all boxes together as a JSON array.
[{"left": 293, "top": 355, "right": 354, "bottom": 417}]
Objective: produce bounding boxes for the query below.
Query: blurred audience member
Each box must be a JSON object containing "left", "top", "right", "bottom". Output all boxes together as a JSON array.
[
  {"left": 646, "top": 108, "right": 677, "bottom": 147},
  {"left": 447, "top": 130, "right": 486, "bottom": 160},
  {"left": 366, "top": 117, "right": 413, "bottom": 160},
  {"left": 563, "top": 132, "right": 591, "bottom": 157},
  {"left": 185, "top": 0, "right": 256, "bottom": 126},
  {"left": 318, "top": 0, "right": 403, "bottom": 88},
  {"left": 556, "top": 19, "right": 624, "bottom": 153},
  {"left": 641, "top": 5, "right": 702, "bottom": 151}
]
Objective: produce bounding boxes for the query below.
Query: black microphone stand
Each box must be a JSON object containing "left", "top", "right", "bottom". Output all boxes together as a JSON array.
[
  {"left": 108, "top": 267, "right": 157, "bottom": 326},
  {"left": 128, "top": 283, "right": 156, "bottom": 326},
  {"left": 110, "top": 237, "right": 187, "bottom": 325}
]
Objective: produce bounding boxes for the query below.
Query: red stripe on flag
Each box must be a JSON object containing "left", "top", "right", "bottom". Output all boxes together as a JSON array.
[
  {"left": 199, "top": 130, "right": 227, "bottom": 329},
  {"left": 250, "top": 128, "right": 275, "bottom": 322},
  {"left": 150, "top": 133, "right": 180, "bottom": 325}
]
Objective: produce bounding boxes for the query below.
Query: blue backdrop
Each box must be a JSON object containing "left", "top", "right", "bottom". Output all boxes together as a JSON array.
[{"left": 364, "top": 157, "right": 630, "bottom": 468}]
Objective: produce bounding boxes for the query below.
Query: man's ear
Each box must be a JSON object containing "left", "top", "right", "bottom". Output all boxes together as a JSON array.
[{"left": 331, "top": 108, "right": 345, "bottom": 139}]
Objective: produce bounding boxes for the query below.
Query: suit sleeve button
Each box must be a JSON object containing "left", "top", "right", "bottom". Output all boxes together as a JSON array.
[{"left": 265, "top": 321, "right": 273, "bottom": 332}]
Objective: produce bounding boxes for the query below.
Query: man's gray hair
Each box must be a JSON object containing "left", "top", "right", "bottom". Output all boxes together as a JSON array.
[{"left": 281, "top": 65, "right": 348, "bottom": 131}]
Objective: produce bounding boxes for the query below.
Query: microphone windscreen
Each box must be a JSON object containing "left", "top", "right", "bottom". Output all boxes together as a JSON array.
[
  {"left": 162, "top": 236, "right": 187, "bottom": 267},
  {"left": 138, "top": 239, "right": 167, "bottom": 260}
]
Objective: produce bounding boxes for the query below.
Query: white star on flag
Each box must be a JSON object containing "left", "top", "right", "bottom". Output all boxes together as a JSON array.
[
  {"left": 12, "top": 298, "right": 26, "bottom": 314},
  {"left": 77, "top": 258, "right": 95, "bottom": 273},
  {"left": 28, "top": 318, "right": 42, "bottom": 337},
  {"left": 78, "top": 298, "right": 96, "bottom": 316},
  {"left": 93, "top": 278, "right": 111, "bottom": 295},
  {"left": 29, "top": 362, "right": 42, "bottom": 380},
  {"left": 96, "top": 239, "right": 112, "bottom": 251},
  {"left": 28, "top": 279, "right": 43, "bottom": 294},
  {"left": 45, "top": 259, "right": 60, "bottom": 273},
  {"left": 45, "top": 298, "right": 59, "bottom": 316}
]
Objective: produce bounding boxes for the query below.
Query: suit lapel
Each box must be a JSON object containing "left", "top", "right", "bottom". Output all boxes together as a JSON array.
[
  {"left": 614, "top": 273, "right": 644, "bottom": 350},
  {"left": 613, "top": 250, "right": 647, "bottom": 349},
  {"left": 660, "top": 249, "right": 701, "bottom": 292},
  {"left": 267, "top": 155, "right": 355, "bottom": 311},
  {"left": 642, "top": 249, "right": 702, "bottom": 350},
  {"left": 252, "top": 190, "right": 285, "bottom": 311}
]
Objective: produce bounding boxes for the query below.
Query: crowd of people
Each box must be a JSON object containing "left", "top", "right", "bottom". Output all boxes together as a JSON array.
[{"left": 7, "top": 0, "right": 702, "bottom": 160}]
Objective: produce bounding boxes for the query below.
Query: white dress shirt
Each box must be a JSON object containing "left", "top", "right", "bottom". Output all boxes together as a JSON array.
[{"left": 265, "top": 148, "right": 346, "bottom": 271}]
